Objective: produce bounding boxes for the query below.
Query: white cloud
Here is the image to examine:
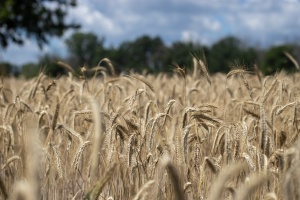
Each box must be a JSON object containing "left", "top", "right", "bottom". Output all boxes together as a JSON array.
[
  {"left": 191, "top": 16, "right": 222, "bottom": 32},
  {"left": 181, "top": 30, "right": 198, "bottom": 42},
  {"left": 69, "top": 1, "right": 122, "bottom": 35},
  {"left": 224, "top": 1, "right": 300, "bottom": 45}
]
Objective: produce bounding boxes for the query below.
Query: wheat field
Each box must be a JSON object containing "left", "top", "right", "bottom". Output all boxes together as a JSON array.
[{"left": 0, "top": 60, "right": 300, "bottom": 200}]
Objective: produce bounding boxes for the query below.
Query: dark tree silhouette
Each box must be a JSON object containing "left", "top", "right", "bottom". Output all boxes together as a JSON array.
[
  {"left": 65, "top": 32, "right": 105, "bottom": 68},
  {"left": 261, "top": 45, "right": 295, "bottom": 75},
  {"left": 0, "top": 0, "right": 79, "bottom": 48}
]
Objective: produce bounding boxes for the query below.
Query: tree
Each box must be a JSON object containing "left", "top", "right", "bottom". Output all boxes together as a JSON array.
[
  {"left": 207, "top": 36, "right": 257, "bottom": 73},
  {"left": 21, "top": 62, "right": 40, "bottom": 79},
  {"left": 162, "top": 41, "right": 203, "bottom": 72},
  {"left": 0, "top": 62, "right": 14, "bottom": 76},
  {"left": 261, "top": 45, "right": 295, "bottom": 75},
  {"left": 20, "top": 54, "right": 65, "bottom": 78},
  {"left": 39, "top": 54, "right": 66, "bottom": 77},
  {"left": 0, "top": 0, "right": 79, "bottom": 48},
  {"left": 65, "top": 32, "right": 105, "bottom": 69},
  {"left": 117, "top": 35, "right": 166, "bottom": 73}
]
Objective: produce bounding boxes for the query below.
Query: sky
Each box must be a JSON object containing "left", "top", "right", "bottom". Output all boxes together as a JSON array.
[{"left": 1, "top": 0, "right": 300, "bottom": 66}]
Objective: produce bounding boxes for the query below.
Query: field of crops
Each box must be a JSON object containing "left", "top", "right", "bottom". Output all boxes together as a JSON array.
[{"left": 0, "top": 60, "right": 300, "bottom": 200}]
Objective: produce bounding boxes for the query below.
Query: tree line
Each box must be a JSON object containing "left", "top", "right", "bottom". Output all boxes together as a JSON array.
[
  {"left": 1, "top": 32, "right": 299, "bottom": 78},
  {"left": 1, "top": 1, "right": 299, "bottom": 78}
]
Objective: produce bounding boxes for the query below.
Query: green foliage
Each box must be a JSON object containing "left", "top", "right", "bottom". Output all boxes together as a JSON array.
[
  {"left": 39, "top": 54, "right": 66, "bottom": 77},
  {"left": 65, "top": 32, "right": 105, "bottom": 68},
  {"left": 163, "top": 41, "right": 203, "bottom": 72},
  {"left": 261, "top": 45, "right": 295, "bottom": 75},
  {"left": 21, "top": 63, "right": 40, "bottom": 78},
  {"left": 0, "top": 62, "right": 14, "bottom": 76},
  {"left": 116, "top": 35, "right": 166, "bottom": 73},
  {"left": 15, "top": 33, "right": 299, "bottom": 77},
  {"left": 21, "top": 54, "right": 65, "bottom": 78},
  {"left": 207, "top": 36, "right": 257, "bottom": 73},
  {"left": 0, "top": 0, "right": 79, "bottom": 48}
]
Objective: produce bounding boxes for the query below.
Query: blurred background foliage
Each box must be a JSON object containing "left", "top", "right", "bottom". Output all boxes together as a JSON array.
[
  {"left": 0, "top": 1, "right": 299, "bottom": 78},
  {"left": 1, "top": 32, "right": 299, "bottom": 78}
]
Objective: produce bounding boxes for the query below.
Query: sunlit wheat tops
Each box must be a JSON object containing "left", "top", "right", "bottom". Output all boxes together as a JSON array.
[{"left": 0, "top": 58, "right": 299, "bottom": 199}]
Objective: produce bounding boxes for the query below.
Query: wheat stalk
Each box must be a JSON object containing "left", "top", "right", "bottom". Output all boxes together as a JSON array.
[
  {"left": 129, "top": 73, "right": 154, "bottom": 92},
  {"left": 207, "top": 162, "right": 246, "bottom": 200},
  {"left": 163, "top": 157, "right": 185, "bottom": 200},
  {"left": 235, "top": 173, "right": 270, "bottom": 200},
  {"left": 284, "top": 51, "right": 300, "bottom": 70},
  {"left": 84, "top": 164, "right": 116, "bottom": 200},
  {"left": 0, "top": 175, "right": 8, "bottom": 199},
  {"left": 51, "top": 102, "right": 60, "bottom": 131},
  {"left": 97, "top": 58, "right": 116, "bottom": 76},
  {"left": 132, "top": 180, "right": 156, "bottom": 200}
]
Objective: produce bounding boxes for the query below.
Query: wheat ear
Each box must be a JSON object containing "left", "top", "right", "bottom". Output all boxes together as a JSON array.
[
  {"left": 57, "top": 61, "right": 75, "bottom": 74},
  {"left": 240, "top": 73, "right": 253, "bottom": 99},
  {"left": 97, "top": 58, "right": 116, "bottom": 76},
  {"left": 52, "top": 145, "right": 63, "bottom": 179},
  {"left": 163, "top": 99, "right": 176, "bottom": 126},
  {"left": 182, "top": 124, "right": 193, "bottom": 164},
  {"left": 198, "top": 59, "right": 211, "bottom": 85},
  {"left": 260, "top": 104, "right": 269, "bottom": 156},
  {"left": 129, "top": 73, "right": 154, "bottom": 92},
  {"left": 224, "top": 128, "right": 231, "bottom": 165},
  {"left": 241, "top": 153, "right": 256, "bottom": 171},
  {"left": 72, "top": 141, "right": 91, "bottom": 172},
  {"left": 52, "top": 102, "right": 60, "bottom": 131}
]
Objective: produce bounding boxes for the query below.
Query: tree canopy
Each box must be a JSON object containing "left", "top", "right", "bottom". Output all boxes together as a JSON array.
[
  {"left": 207, "top": 36, "right": 258, "bottom": 73},
  {"left": 0, "top": 62, "right": 15, "bottom": 76},
  {"left": 0, "top": 0, "right": 79, "bottom": 48},
  {"left": 13, "top": 32, "right": 300, "bottom": 78},
  {"left": 116, "top": 35, "right": 166, "bottom": 72},
  {"left": 65, "top": 32, "right": 105, "bottom": 68},
  {"left": 261, "top": 45, "right": 296, "bottom": 75}
]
